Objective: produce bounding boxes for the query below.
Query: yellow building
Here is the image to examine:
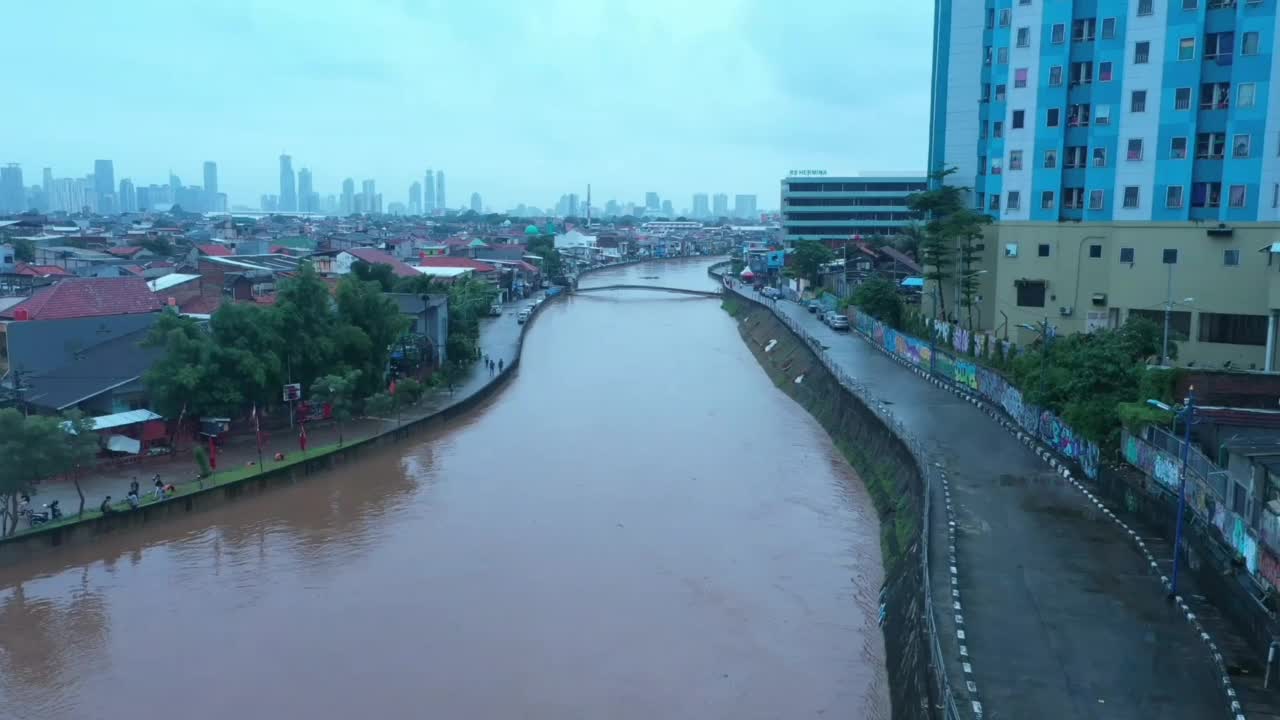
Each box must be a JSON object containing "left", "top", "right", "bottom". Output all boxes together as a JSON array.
[{"left": 930, "top": 222, "right": 1280, "bottom": 371}]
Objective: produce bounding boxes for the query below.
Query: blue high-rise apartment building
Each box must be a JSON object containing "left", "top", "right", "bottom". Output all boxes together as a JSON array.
[{"left": 930, "top": 0, "right": 1278, "bottom": 222}]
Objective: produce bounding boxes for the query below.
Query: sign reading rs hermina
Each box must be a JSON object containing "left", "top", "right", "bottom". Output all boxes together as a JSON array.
[{"left": 788, "top": 170, "right": 828, "bottom": 176}]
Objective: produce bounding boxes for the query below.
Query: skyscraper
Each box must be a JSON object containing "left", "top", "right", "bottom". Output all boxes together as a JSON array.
[
  {"left": 341, "top": 178, "right": 355, "bottom": 215},
  {"left": 41, "top": 168, "right": 53, "bottom": 212},
  {"left": 298, "top": 168, "right": 314, "bottom": 213},
  {"left": 203, "top": 161, "right": 218, "bottom": 210},
  {"left": 470, "top": 192, "right": 482, "bottom": 212},
  {"left": 436, "top": 171, "right": 446, "bottom": 210},
  {"left": 425, "top": 169, "right": 436, "bottom": 213},
  {"left": 733, "top": 194, "right": 757, "bottom": 219},
  {"left": 692, "top": 193, "right": 709, "bottom": 218},
  {"left": 0, "top": 164, "right": 24, "bottom": 213},
  {"left": 645, "top": 192, "right": 660, "bottom": 211},
  {"left": 661, "top": 199, "right": 674, "bottom": 217},
  {"left": 279, "top": 154, "right": 297, "bottom": 212},
  {"left": 362, "top": 180, "right": 376, "bottom": 214},
  {"left": 119, "top": 179, "right": 137, "bottom": 213},
  {"left": 712, "top": 193, "right": 729, "bottom": 217},
  {"left": 568, "top": 193, "right": 579, "bottom": 217},
  {"left": 94, "top": 160, "right": 115, "bottom": 214},
  {"left": 410, "top": 181, "right": 422, "bottom": 214}
]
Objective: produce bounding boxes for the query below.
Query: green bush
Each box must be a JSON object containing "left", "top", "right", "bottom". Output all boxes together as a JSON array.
[{"left": 194, "top": 445, "right": 212, "bottom": 478}]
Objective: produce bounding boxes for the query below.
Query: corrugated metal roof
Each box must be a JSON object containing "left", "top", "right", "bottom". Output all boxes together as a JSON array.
[{"left": 89, "top": 409, "right": 162, "bottom": 431}]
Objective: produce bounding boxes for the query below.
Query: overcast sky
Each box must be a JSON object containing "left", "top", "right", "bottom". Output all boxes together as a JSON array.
[{"left": 3, "top": 0, "right": 934, "bottom": 212}]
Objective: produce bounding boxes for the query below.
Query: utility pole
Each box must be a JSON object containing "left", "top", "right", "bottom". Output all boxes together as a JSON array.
[
  {"left": 1171, "top": 389, "right": 1197, "bottom": 598},
  {"left": 11, "top": 368, "right": 25, "bottom": 417}
]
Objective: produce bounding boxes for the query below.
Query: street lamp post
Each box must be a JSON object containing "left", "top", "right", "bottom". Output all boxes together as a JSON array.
[{"left": 1148, "top": 389, "right": 1197, "bottom": 598}]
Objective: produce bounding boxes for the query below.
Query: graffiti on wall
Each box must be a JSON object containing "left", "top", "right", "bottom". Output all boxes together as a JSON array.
[{"left": 1261, "top": 548, "right": 1280, "bottom": 591}]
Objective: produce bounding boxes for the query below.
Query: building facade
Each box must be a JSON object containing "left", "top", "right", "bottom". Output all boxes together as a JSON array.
[
  {"left": 692, "top": 193, "right": 710, "bottom": 218},
  {"left": 425, "top": 170, "right": 436, "bottom": 212},
  {"left": 712, "top": 193, "right": 729, "bottom": 217},
  {"left": 436, "top": 171, "right": 446, "bottom": 211},
  {"left": 733, "top": 194, "right": 758, "bottom": 219},
  {"left": 279, "top": 154, "right": 297, "bottom": 212},
  {"left": 780, "top": 175, "right": 928, "bottom": 242}
]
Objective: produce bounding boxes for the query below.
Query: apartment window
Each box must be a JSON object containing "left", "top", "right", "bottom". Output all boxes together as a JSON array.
[
  {"left": 995, "top": 84, "right": 1007, "bottom": 102},
  {"left": 1012, "top": 109, "right": 1025, "bottom": 128},
  {"left": 1068, "top": 103, "right": 1091, "bottom": 126},
  {"left": 1005, "top": 242, "right": 1019, "bottom": 258},
  {"left": 1071, "top": 61, "right": 1093, "bottom": 84},
  {"left": 1179, "top": 37, "right": 1196, "bottom": 60},
  {"left": 981, "top": 84, "right": 991, "bottom": 103},
  {"left": 1204, "top": 32, "right": 1234, "bottom": 59},
  {"left": 1072, "top": 18, "right": 1097, "bottom": 42},
  {"left": 1044, "top": 149, "right": 1058, "bottom": 168},
  {"left": 985, "top": 8, "right": 995, "bottom": 28},
  {"left": 1229, "top": 184, "right": 1247, "bottom": 208},
  {"left": 1163, "top": 249, "right": 1179, "bottom": 264},
  {"left": 1201, "top": 82, "right": 1231, "bottom": 109},
  {"left": 1014, "top": 68, "right": 1028, "bottom": 88},
  {"left": 1138, "top": 0, "right": 1153, "bottom": 15},
  {"left": 1049, "top": 65, "right": 1063, "bottom": 86},
  {"left": 1018, "top": 0, "right": 1030, "bottom": 5},
  {"left": 1183, "top": 0, "right": 1197, "bottom": 8},
  {"left": 1089, "top": 244, "right": 1103, "bottom": 258},
  {"left": 1093, "top": 147, "right": 1108, "bottom": 167},
  {"left": 998, "top": 46, "right": 1009, "bottom": 64},
  {"left": 1123, "top": 186, "right": 1141, "bottom": 208},
  {"left": 993, "top": 120, "right": 1004, "bottom": 138},
  {"left": 1038, "top": 243, "right": 1051, "bottom": 256},
  {"left": 1009, "top": 150, "right": 1024, "bottom": 170},
  {"left": 1130, "top": 90, "right": 1147, "bottom": 112},
  {"left": 1174, "top": 87, "right": 1192, "bottom": 110},
  {"left": 1101, "top": 18, "right": 1116, "bottom": 40},
  {"left": 1243, "top": 31, "right": 1260, "bottom": 56},
  {"left": 1016, "top": 27, "right": 1031, "bottom": 47},
  {"left": 1065, "top": 146, "right": 1088, "bottom": 168},
  {"left": 991, "top": 158, "right": 1003, "bottom": 174},
  {"left": 1171, "top": 136, "right": 1188, "bottom": 159},
  {"left": 1134, "top": 41, "right": 1150, "bottom": 64},
  {"left": 999, "top": 8, "right": 1011, "bottom": 26},
  {"left": 975, "top": 192, "right": 985, "bottom": 209},
  {"left": 978, "top": 154, "right": 986, "bottom": 174},
  {"left": 1094, "top": 104, "right": 1111, "bottom": 125},
  {"left": 1089, "top": 189, "right": 1105, "bottom": 210},
  {"left": 1127, "top": 138, "right": 1144, "bottom": 160},
  {"left": 1166, "top": 185, "right": 1185, "bottom": 208},
  {"left": 989, "top": 194, "right": 1000, "bottom": 211},
  {"left": 1041, "top": 191, "right": 1055, "bottom": 209},
  {"left": 1234, "top": 134, "right": 1251, "bottom": 158},
  {"left": 1016, "top": 280, "right": 1046, "bottom": 308},
  {"left": 1007, "top": 191, "right": 1021, "bottom": 210},
  {"left": 1196, "top": 132, "right": 1226, "bottom": 159},
  {"left": 1239, "top": 83, "right": 1256, "bottom": 108},
  {"left": 1098, "top": 61, "right": 1113, "bottom": 81},
  {"left": 1120, "top": 247, "right": 1135, "bottom": 263},
  {"left": 1199, "top": 313, "right": 1268, "bottom": 346},
  {"left": 1046, "top": 107, "right": 1061, "bottom": 127},
  {"left": 1192, "top": 181, "right": 1223, "bottom": 207},
  {"left": 1064, "top": 188, "right": 1085, "bottom": 209},
  {"left": 1052, "top": 24, "right": 1065, "bottom": 44},
  {"left": 1275, "top": 183, "right": 1280, "bottom": 208},
  {"left": 1224, "top": 249, "right": 1241, "bottom": 266}
]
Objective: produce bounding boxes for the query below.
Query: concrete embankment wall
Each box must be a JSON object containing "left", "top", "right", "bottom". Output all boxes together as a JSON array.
[{"left": 724, "top": 294, "right": 935, "bottom": 720}]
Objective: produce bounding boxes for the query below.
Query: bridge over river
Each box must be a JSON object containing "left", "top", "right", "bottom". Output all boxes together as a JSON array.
[{"left": 572, "top": 283, "right": 721, "bottom": 298}]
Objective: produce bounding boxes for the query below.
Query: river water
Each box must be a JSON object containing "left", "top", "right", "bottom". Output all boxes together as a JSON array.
[{"left": 0, "top": 258, "right": 888, "bottom": 720}]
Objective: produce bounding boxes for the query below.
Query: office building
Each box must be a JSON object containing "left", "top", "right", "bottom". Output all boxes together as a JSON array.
[
  {"left": 470, "top": 192, "right": 482, "bottom": 213},
  {"left": 662, "top": 199, "right": 674, "bottom": 217},
  {"left": 712, "top": 193, "right": 729, "bottom": 217},
  {"left": 604, "top": 199, "right": 620, "bottom": 217},
  {"left": 203, "top": 161, "right": 218, "bottom": 205},
  {"left": 298, "top": 168, "right": 314, "bottom": 212},
  {"left": 733, "top": 194, "right": 757, "bottom": 220},
  {"left": 645, "top": 192, "right": 660, "bottom": 212},
  {"left": 692, "top": 193, "right": 710, "bottom": 218},
  {"left": 928, "top": 0, "right": 1280, "bottom": 369},
  {"left": 410, "top": 181, "right": 422, "bottom": 214},
  {"left": 261, "top": 194, "right": 278, "bottom": 212},
  {"left": 341, "top": 178, "right": 355, "bottom": 215},
  {"left": 41, "top": 168, "right": 53, "bottom": 211},
  {"left": 119, "top": 179, "right": 137, "bottom": 213},
  {"left": 92, "top": 160, "right": 115, "bottom": 213},
  {"left": 1, "top": 164, "right": 24, "bottom": 213},
  {"left": 362, "top": 180, "right": 376, "bottom": 214},
  {"left": 425, "top": 169, "right": 436, "bottom": 212},
  {"left": 436, "top": 171, "right": 446, "bottom": 211},
  {"left": 780, "top": 175, "right": 927, "bottom": 241},
  {"left": 279, "top": 154, "right": 297, "bottom": 211}
]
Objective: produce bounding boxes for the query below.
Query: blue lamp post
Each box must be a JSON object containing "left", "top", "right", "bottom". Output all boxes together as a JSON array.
[{"left": 1148, "top": 387, "right": 1197, "bottom": 598}]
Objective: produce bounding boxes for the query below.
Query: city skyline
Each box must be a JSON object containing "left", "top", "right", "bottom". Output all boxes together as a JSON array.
[{"left": 0, "top": 0, "right": 933, "bottom": 210}]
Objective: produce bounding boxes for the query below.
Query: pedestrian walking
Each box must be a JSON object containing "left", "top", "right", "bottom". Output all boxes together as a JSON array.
[
  {"left": 498, "top": 358, "right": 504, "bottom": 372},
  {"left": 152, "top": 474, "right": 164, "bottom": 500},
  {"left": 129, "top": 477, "right": 139, "bottom": 497}
]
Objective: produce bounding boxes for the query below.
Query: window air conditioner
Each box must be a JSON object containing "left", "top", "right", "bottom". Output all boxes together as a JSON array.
[{"left": 1059, "top": 306, "right": 1074, "bottom": 317}]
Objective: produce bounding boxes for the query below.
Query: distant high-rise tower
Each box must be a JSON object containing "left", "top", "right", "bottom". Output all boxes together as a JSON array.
[
  {"left": 436, "top": 171, "right": 446, "bottom": 211},
  {"left": 203, "top": 161, "right": 218, "bottom": 210},
  {"left": 425, "top": 169, "right": 436, "bottom": 213},
  {"left": 733, "top": 194, "right": 757, "bottom": 219},
  {"left": 0, "top": 164, "right": 25, "bottom": 213},
  {"left": 661, "top": 199, "right": 673, "bottom": 217},
  {"left": 644, "top": 192, "right": 659, "bottom": 212},
  {"left": 692, "top": 193, "right": 709, "bottom": 218},
  {"left": 41, "top": 168, "right": 53, "bottom": 212},
  {"left": 119, "top": 179, "right": 137, "bottom": 213},
  {"left": 470, "top": 192, "right": 482, "bottom": 212},
  {"left": 341, "top": 178, "right": 355, "bottom": 215},
  {"left": 410, "top": 181, "right": 422, "bottom": 214},
  {"left": 279, "top": 154, "right": 297, "bottom": 211},
  {"left": 94, "top": 160, "right": 115, "bottom": 213},
  {"left": 298, "top": 168, "right": 314, "bottom": 212},
  {"left": 568, "top": 193, "right": 579, "bottom": 217},
  {"left": 362, "top": 179, "right": 376, "bottom": 214},
  {"left": 712, "top": 193, "right": 729, "bottom": 217}
]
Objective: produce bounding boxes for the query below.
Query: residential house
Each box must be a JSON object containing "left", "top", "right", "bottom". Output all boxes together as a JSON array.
[
  {"left": 385, "top": 293, "right": 449, "bottom": 367},
  {"left": 333, "top": 247, "right": 421, "bottom": 279}
]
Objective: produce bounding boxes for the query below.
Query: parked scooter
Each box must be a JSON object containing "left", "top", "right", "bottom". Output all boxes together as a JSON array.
[{"left": 28, "top": 500, "right": 62, "bottom": 527}]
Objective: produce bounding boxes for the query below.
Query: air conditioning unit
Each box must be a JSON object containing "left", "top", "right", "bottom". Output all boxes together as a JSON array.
[{"left": 1059, "top": 306, "right": 1074, "bottom": 317}]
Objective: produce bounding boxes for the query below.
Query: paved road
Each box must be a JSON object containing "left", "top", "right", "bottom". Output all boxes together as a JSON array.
[{"left": 752, "top": 292, "right": 1224, "bottom": 720}]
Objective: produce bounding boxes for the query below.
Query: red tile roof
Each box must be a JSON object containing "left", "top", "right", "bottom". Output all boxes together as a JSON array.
[
  {"left": 121, "top": 264, "right": 147, "bottom": 276},
  {"left": 13, "top": 263, "right": 74, "bottom": 278},
  {"left": 343, "top": 247, "right": 421, "bottom": 278},
  {"left": 514, "top": 260, "right": 540, "bottom": 274},
  {"left": 415, "top": 257, "right": 497, "bottom": 272},
  {"left": 179, "top": 295, "right": 223, "bottom": 315},
  {"left": 197, "top": 243, "right": 232, "bottom": 257},
  {"left": 1, "top": 277, "right": 164, "bottom": 320},
  {"left": 105, "top": 246, "right": 144, "bottom": 258}
]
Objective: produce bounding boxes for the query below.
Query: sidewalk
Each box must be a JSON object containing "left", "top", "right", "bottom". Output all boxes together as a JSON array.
[
  {"left": 26, "top": 294, "right": 532, "bottom": 518},
  {"left": 738, "top": 288, "right": 1226, "bottom": 720}
]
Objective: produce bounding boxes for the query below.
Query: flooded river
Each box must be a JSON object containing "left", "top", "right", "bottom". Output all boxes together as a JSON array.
[{"left": 0, "top": 259, "right": 888, "bottom": 720}]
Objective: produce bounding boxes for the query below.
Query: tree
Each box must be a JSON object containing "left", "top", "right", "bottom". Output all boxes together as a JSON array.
[
  {"left": 335, "top": 276, "right": 408, "bottom": 397},
  {"left": 11, "top": 237, "right": 34, "bottom": 263},
  {"left": 137, "top": 237, "right": 173, "bottom": 256},
  {"left": 444, "top": 276, "right": 498, "bottom": 366},
  {"left": 852, "top": 277, "right": 904, "bottom": 329},
  {"left": 312, "top": 370, "right": 361, "bottom": 446},
  {"left": 351, "top": 260, "right": 396, "bottom": 292},
  {"left": 142, "top": 311, "right": 217, "bottom": 419},
  {"left": 790, "top": 241, "right": 834, "bottom": 289},
  {"left": 526, "top": 235, "right": 564, "bottom": 283},
  {"left": 0, "top": 410, "right": 68, "bottom": 535},
  {"left": 209, "top": 302, "right": 285, "bottom": 411},
  {"left": 908, "top": 168, "right": 992, "bottom": 323},
  {"left": 55, "top": 410, "right": 101, "bottom": 518},
  {"left": 891, "top": 222, "right": 925, "bottom": 262},
  {"left": 275, "top": 263, "right": 338, "bottom": 394},
  {"left": 393, "top": 273, "right": 438, "bottom": 295}
]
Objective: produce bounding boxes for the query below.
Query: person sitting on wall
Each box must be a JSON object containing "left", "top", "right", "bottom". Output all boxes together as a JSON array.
[{"left": 100, "top": 496, "right": 116, "bottom": 515}]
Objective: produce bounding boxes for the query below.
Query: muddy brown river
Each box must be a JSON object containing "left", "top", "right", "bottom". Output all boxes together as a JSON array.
[{"left": 0, "top": 258, "right": 888, "bottom": 720}]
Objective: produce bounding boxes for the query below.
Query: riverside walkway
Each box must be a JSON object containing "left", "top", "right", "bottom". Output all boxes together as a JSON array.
[{"left": 729, "top": 285, "right": 1228, "bottom": 720}]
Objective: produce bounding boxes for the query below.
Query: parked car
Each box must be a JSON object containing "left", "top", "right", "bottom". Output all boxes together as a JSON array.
[
  {"left": 761, "top": 287, "right": 779, "bottom": 299},
  {"left": 821, "top": 311, "right": 837, "bottom": 326},
  {"left": 807, "top": 300, "right": 822, "bottom": 314},
  {"left": 829, "top": 315, "right": 850, "bottom": 331},
  {"left": 517, "top": 308, "right": 531, "bottom": 324}
]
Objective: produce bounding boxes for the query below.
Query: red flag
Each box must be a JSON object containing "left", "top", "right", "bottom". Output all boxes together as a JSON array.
[
  {"left": 299, "top": 423, "right": 308, "bottom": 452},
  {"left": 208, "top": 435, "right": 217, "bottom": 470},
  {"left": 389, "top": 380, "right": 397, "bottom": 396}
]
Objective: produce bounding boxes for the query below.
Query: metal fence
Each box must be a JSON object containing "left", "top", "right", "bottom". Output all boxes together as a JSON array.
[{"left": 1144, "top": 425, "right": 1222, "bottom": 494}]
